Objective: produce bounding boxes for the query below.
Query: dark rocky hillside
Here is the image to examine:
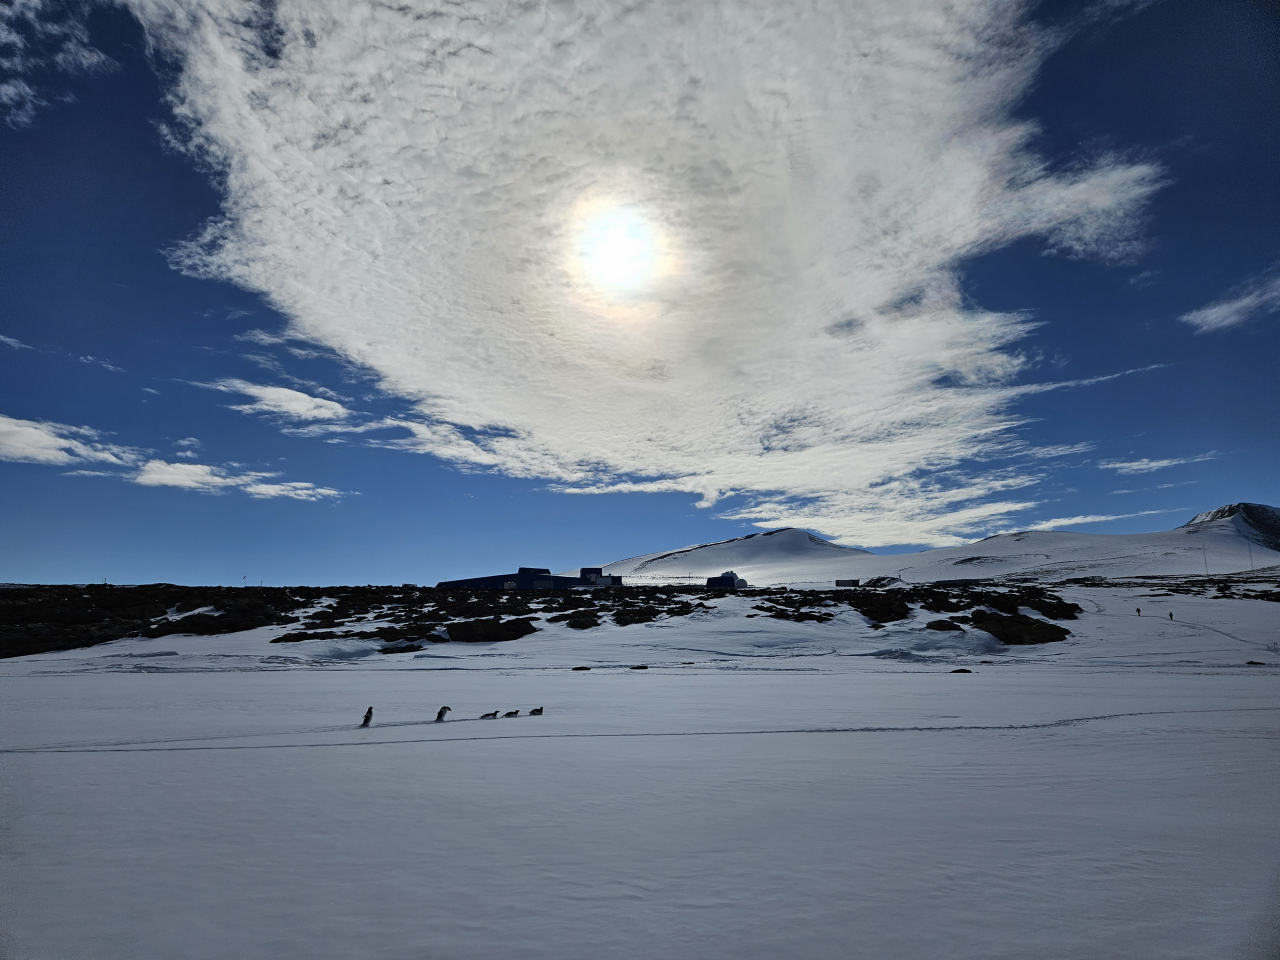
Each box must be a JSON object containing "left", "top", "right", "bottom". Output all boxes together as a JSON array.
[{"left": 0, "top": 581, "right": 1094, "bottom": 658}]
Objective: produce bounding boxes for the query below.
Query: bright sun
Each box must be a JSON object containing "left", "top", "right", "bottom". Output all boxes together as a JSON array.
[{"left": 578, "top": 206, "right": 659, "bottom": 293}]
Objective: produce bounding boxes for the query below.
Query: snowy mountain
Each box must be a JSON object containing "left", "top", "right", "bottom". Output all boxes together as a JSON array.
[
  {"left": 590, "top": 504, "right": 1280, "bottom": 586},
  {"left": 590, "top": 527, "right": 873, "bottom": 586}
]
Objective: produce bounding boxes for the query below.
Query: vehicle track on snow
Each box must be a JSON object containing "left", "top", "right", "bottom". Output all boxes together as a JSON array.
[{"left": 5, "top": 706, "right": 1278, "bottom": 754}]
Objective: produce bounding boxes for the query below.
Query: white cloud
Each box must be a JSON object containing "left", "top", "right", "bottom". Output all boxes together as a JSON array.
[
  {"left": 1024, "top": 508, "right": 1185, "bottom": 531},
  {"left": 0, "top": 0, "right": 113, "bottom": 126},
  {"left": 129, "top": 458, "right": 344, "bottom": 500},
  {"left": 0, "top": 414, "right": 137, "bottom": 466},
  {"left": 1180, "top": 267, "right": 1280, "bottom": 333},
  {"left": 241, "top": 480, "right": 344, "bottom": 501},
  {"left": 233, "top": 328, "right": 288, "bottom": 345},
  {"left": 79, "top": 354, "right": 125, "bottom": 373},
  {"left": 128, "top": 0, "right": 1163, "bottom": 546},
  {"left": 1098, "top": 453, "right": 1216, "bottom": 475},
  {"left": 174, "top": 436, "right": 201, "bottom": 458},
  {"left": 203, "top": 378, "right": 350, "bottom": 422},
  {"left": 0, "top": 334, "right": 34, "bottom": 350},
  {"left": 0, "top": 412, "right": 346, "bottom": 500},
  {"left": 131, "top": 459, "right": 261, "bottom": 491}
]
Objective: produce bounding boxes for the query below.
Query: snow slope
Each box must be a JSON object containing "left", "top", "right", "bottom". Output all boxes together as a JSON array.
[
  {"left": 590, "top": 526, "right": 872, "bottom": 585},
  {"left": 593, "top": 503, "right": 1280, "bottom": 586}
]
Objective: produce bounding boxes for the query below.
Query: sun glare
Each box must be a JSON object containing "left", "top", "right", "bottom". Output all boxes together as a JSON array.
[{"left": 578, "top": 206, "right": 659, "bottom": 293}]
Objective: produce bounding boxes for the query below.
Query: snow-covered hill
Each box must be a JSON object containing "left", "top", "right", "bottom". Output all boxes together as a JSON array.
[
  {"left": 590, "top": 527, "right": 873, "bottom": 586},
  {"left": 592, "top": 503, "right": 1280, "bottom": 586}
]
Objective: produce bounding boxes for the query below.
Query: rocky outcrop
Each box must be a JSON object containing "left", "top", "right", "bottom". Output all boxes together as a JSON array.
[
  {"left": 969, "top": 609, "right": 1069, "bottom": 645},
  {"left": 1182, "top": 503, "right": 1280, "bottom": 551},
  {"left": 445, "top": 617, "right": 538, "bottom": 643}
]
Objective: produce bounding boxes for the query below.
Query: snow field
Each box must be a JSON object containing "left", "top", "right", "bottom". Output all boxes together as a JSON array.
[{"left": 3, "top": 664, "right": 1279, "bottom": 960}]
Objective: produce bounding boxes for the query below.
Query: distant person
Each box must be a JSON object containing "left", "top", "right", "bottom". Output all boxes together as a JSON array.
[
  {"left": 435, "top": 706, "right": 451, "bottom": 722},
  {"left": 360, "top": 707, "right": 373, "bottom": 727}
]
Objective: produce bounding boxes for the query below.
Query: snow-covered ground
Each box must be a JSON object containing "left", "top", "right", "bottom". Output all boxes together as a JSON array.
[{"left": 3, "top": 575, "right": 1279, "bottom": 959}]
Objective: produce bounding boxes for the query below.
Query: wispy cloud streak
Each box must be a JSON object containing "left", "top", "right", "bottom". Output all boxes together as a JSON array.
[
  {"left": 131, "top": 459, "right": 343, "bottom": 500},
  {"left": 1181, "top": 266, "right": 1280, "bottom": 333},
  {"left": 0, "top": 413, "right": 136, "bottom": 466},
  {"left": 1024, "top": 508, "right": 1184, "bottom": 531},
  {"left": 1098, "top": 453, "right": 1216, "bottom": 475},
  {"left": 202, "top": 378, "right": 350, "bottom": 422},
  {"left": 0, "top": 412, "right": 345, "bottom": 500}
]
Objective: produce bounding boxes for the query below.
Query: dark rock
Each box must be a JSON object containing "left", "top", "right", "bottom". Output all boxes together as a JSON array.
[
  {"left": 612, "top": 605, "right": 662, "bottom": 626},
  {"left": 925, "top": 620, "right": 963, "bottom": 631},
  {"left": 547, "top": 611, "right": 601, "bottom": 630},
  {"left": 379, "top": 643, "right": 423, "bottom": 654},
  {"left": 970, "top": 609, "right": 1069, "bottom": 645},
  {"left": 854, "top": 598, "right": 911, "bottom": 623},
  {"left": 630, "top": 664, "right": 648, "bottom": 670},
  {"left": 271, "top": 630, "right": 328, "bottom": 643},
  {"left": 444, "top": 617, "right": 538, "bottom": 643},
  {"left": 950, "top": 668, "right": 972, "bottom": 673},
  {"left": 1247, "top": 660, "right": 1266, "bottom": 665},
  {"left": 572, "top": 665, "right": 591, "bottom": 671}
]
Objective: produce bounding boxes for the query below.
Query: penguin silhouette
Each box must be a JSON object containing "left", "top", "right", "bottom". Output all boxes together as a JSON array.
[
  {"left": 360, "top": 707, "right": 373, "bottom": 727},
  {"left": 503, "top": 710, "right": 519, "bottom": 718},
  {"left": 529, "top": 707, "right": 544, "bottom": 716},
  {"left": 1169, "top": 612, "right": 1173, "bottom": 621},
  {"left": 435, "top": 706, "right": 452, "bottom": 722},
  {"left": 480, "top": 710, "right": 499, "bottom": 719}
]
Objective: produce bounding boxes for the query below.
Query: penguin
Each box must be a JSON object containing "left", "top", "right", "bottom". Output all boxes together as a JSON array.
[
  {"left": 435, "top": 706, "right": 451, "bottom": 722},
  {"left": 360, "top": 707, "right": 373, "bottom": 727},
  {"left": 480, "top": 710, "right": 499, "bottom": 719},
  {"left": 1136, "top": 607, "right": 1141, "bottom": 616},
  {"left": 529, "top": 707, "right": 544, "bottom": 716},
  {"left": 1168, "top": 612, "right": 1173, "bottom": 621},
  {"left": 503, "top": 710, "right": 519, "bottom": 718}
]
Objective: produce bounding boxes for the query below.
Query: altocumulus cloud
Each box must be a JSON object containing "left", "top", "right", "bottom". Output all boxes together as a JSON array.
[
  {"left": 114, "top": 1, "right": 1162, "bottom": 544},
  {"left": 0, "top": 413, "right": 344, "bottom": 500}
]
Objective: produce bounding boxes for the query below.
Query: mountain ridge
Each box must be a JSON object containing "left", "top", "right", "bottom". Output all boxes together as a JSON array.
[{"left": 591, "top": 504, "right": 1280, "bottom": 586}]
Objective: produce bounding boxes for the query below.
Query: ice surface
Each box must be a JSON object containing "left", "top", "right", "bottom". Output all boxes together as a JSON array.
[{"left": 2, "top": 574, "right": 1279, "bottom": 959}]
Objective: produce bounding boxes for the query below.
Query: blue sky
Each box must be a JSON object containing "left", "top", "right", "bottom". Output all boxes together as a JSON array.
[{"left": 1, "top": 0, "right": 1277, "bottom": 586}]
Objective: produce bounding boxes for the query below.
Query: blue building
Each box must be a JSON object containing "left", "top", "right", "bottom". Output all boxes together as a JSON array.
[{"left": 706, "top": 570, "right": 749, "bottom": 589}]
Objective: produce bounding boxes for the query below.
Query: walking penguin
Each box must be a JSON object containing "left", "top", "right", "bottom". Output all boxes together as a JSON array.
[
  {"left": 529, "top": 707, "right": 544, "bottom": 716},
  {"left": 435, "top": 706, "right": 452, "bottom": 722},
  {"left": 360, "top": 707, "right": 373, "bottom": 727}
]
